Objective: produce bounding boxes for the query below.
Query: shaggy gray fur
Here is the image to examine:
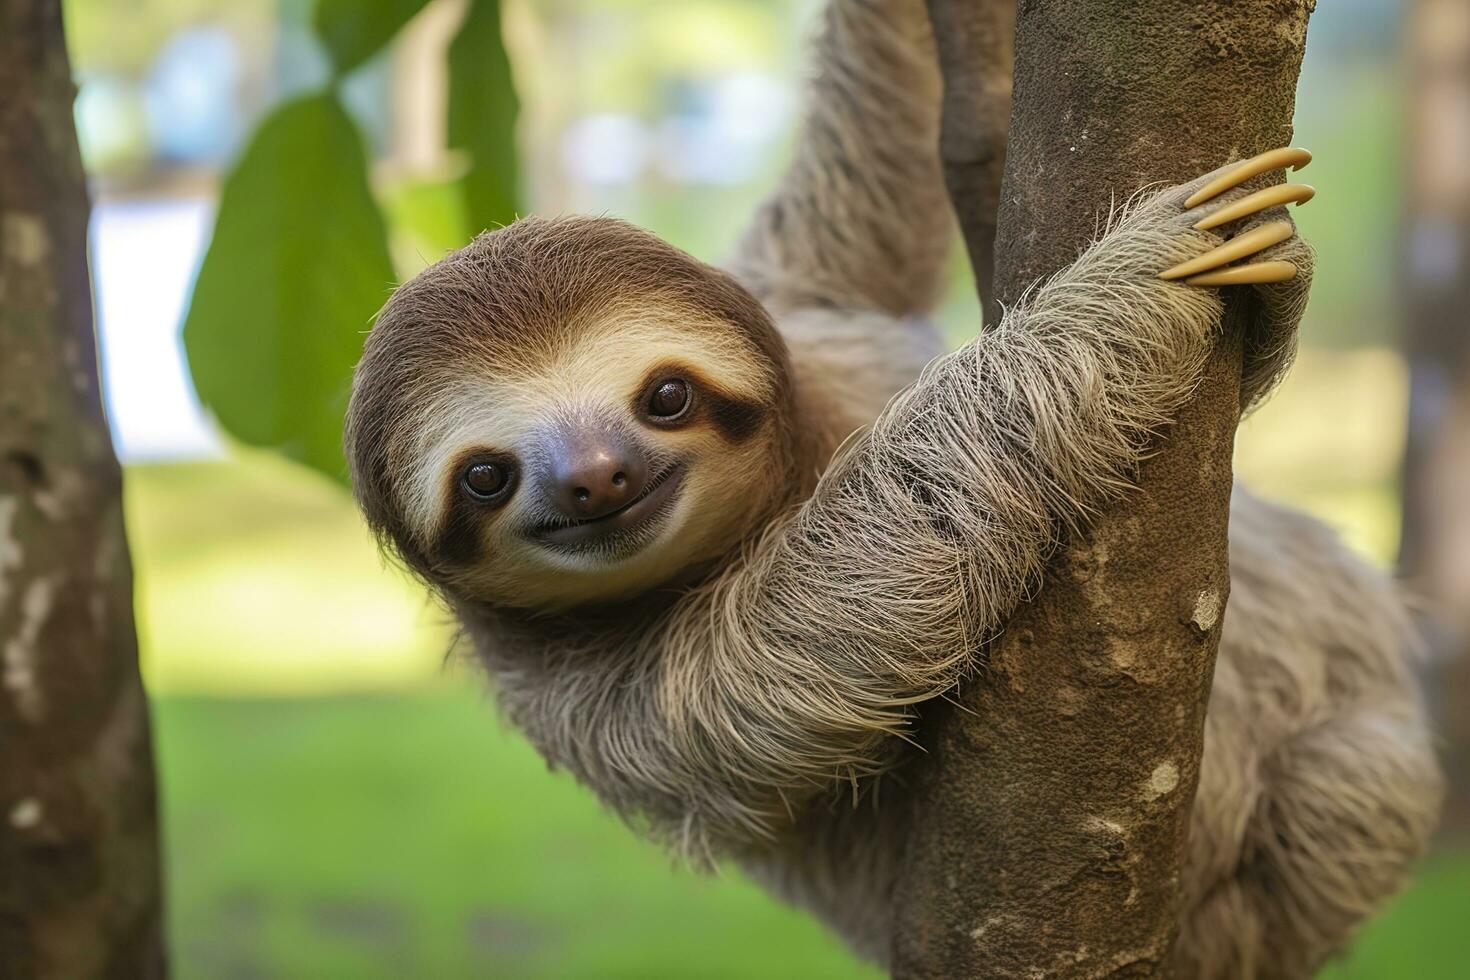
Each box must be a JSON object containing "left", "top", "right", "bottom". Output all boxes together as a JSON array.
[{"left": 349, "top": 0, "right": 1443, "bottom": 976}]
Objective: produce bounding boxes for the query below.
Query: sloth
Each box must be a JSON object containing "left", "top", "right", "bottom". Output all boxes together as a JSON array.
[{"left": 344, "top": 1, "right": 1441, "bottom": 976}]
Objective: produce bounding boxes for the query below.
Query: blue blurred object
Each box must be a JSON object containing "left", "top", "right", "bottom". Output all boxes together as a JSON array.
[
  {"left": 655, "top": 73, "right": 789, "bottom": 185},
  {"left": 144, "top": 26, "right": 245, "bottom": 164},
  {"left": 74, "top": 74, "right": 149, "bottom": 171}
]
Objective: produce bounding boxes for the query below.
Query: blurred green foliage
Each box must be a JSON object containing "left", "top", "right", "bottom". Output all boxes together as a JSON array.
[
  {"left": 62, "top": 0, "right": 275, "bottom": 75},
  {"left": 182, "top": 93, "right": 395, "bottom": 483},
  {"left": 449, "top": 0, "right": 520, "bottom": 234},
  {"left": 314, "top": 0, "right": 432, "bottom": 75},
  {"left": 383, "top": 177, "right": 475, "bottom": 266},
  {"left": 181, "top": 0, "right": 520, "bottom": 485},
  {"left": 1287, "top": 66, "right": 1402, "bottom": 348}
]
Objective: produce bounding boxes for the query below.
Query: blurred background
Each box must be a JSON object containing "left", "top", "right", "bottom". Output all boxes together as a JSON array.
[{"left": 59, "top": 0, "right": 1468, "bottom": 975}]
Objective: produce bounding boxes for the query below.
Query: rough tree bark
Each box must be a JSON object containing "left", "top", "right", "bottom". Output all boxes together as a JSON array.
[
  {"left": 1398, "top": 0, "right": 1470, "bottom": 838},
  {"left": 923, "top": 0, "right": 1015, "bottom": 326},
  {"left": 893, "top": 1, "right": 1313, "bottom": 976},
  {"left": 0, "top": 2, "right": 167, "bottom": 976}
]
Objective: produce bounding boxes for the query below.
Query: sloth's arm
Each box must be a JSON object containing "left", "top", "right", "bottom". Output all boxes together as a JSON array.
[
  {"left": 726, "top": 0, "right": 956, "bottom": 319},
  {"left": 655, "top": 175, "right": 1313, "bottom": 852}
]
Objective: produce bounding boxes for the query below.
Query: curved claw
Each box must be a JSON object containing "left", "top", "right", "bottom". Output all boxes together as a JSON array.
[
  {"left": 1184, "top": 261, "right": 1297, "bottom": 287},
  {"left": 1159, "top": 221, "right": 1295, "bottom": 281},
  {"left": 1184, "top": 147, "right": 1313, "bottom": 208},
  {"left": 1193, "top": 184, "right": 1316, "bottom": 230}
]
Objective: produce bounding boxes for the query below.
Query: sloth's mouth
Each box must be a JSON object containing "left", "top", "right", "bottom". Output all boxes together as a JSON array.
[{"left": 530, "top": 463, "right": 685, "bottom": 553}]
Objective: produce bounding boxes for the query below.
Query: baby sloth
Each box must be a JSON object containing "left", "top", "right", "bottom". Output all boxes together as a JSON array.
[{"left": 345, "top": 2, "right": 1441, "bottom": 976}]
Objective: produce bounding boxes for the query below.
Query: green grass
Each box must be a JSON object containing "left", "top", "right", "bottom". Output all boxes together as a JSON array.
[
  {"left": 154, "top": 690, "right": 1468, "bottom": 978},
  {"left": 1319, "top": 854, "right": 1470, "bottom": 980},
  {"left": 155, "top": 690, "right": 879, "bottom": 979},
  {"left": 126, "top": 449, "right": 453, "bottom": 694}
]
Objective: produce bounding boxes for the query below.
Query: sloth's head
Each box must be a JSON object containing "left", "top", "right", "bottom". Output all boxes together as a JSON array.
[{"left": 346, "top": 216, "right": 800, "bottom": 610}]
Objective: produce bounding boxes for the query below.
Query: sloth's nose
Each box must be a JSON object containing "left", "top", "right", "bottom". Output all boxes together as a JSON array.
[{"left": 549, "top": 429, "right": 648, "bottom": 520}]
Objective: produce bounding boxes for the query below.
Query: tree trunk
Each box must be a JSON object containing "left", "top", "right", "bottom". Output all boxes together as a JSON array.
[
  {"left": 1398, "top": 0, "right": 1470, "bottom": 839},
  {"left": 923, "top": 0, "right": 1015, "bottom": 327},
  {"left": 893, "top": 2, "right": 1313, "bottom": 976},
  {"left": 0, "top": 2, "right": 167, "bottom": 976}
]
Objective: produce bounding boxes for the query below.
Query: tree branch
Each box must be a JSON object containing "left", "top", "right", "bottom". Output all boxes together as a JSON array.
[
  {"left": 923, "top": 0, "right": 1015, "bottom": 326},
  {"left": 1397, "top": 0, "right": 1470, "bottom": 838},
  {"left": 894, "top": 1, "right": 1314, "bottom": 975}
]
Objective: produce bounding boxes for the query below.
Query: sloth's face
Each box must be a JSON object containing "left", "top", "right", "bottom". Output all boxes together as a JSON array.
[{"left": 392, "top": 307, "right": 787, "bottom": 610}]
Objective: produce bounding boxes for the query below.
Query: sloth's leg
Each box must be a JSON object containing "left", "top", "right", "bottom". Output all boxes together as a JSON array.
[
  {"left": 1245, "top": 708, "right": 1440, "bottom": 980},
  {"left": 1181, "top": 705, "right": 1441, "bottom": 980}
]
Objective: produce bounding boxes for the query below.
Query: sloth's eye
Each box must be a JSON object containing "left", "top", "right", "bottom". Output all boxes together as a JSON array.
[
  {"left": 647, "top": 378, "right": 691, "bottom": 419},
  {"left": 462, "top": 460, "right": 513, "bottom": 503}
]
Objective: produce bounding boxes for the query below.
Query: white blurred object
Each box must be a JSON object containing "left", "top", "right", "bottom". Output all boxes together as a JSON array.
[
  {"left": 74, "top": 76, "right": 149, "bottom": 171},
  {"left": 655, "top": 72, "right": 790, "bottom": 185},
  {"left": 560, "top": 113, "right": 651, "bottom": 186},
  {"left": 91, "top": 199, "right": 222, "bottom": 461}
]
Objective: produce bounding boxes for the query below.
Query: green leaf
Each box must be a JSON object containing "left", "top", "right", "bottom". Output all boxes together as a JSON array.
[
  {"left": 183, "top": 92, "right": 395, "bottom": 485},
  {"left": 448, "top": 0, "right": 520, "bottom": 234},
  {"left": 313, "top": 0, "right": 430, "bottom": 76}
]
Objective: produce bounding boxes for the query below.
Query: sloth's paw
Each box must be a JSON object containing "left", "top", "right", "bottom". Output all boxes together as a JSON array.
[{"left": 1158, "top": 147, "right": 1315, "bottom": 286}]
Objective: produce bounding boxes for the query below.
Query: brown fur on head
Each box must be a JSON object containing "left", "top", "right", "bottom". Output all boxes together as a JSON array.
[{"left": 346, "top": 216, "right": 803, "bottom": 610}]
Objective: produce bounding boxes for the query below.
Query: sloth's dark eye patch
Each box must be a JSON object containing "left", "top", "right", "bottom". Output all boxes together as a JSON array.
[
  {"left": 462, "top": 459, "right": 514, "bottom": 504},
  {"left": 647, "top": 378, "right": 691, "bottom": 420}
]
